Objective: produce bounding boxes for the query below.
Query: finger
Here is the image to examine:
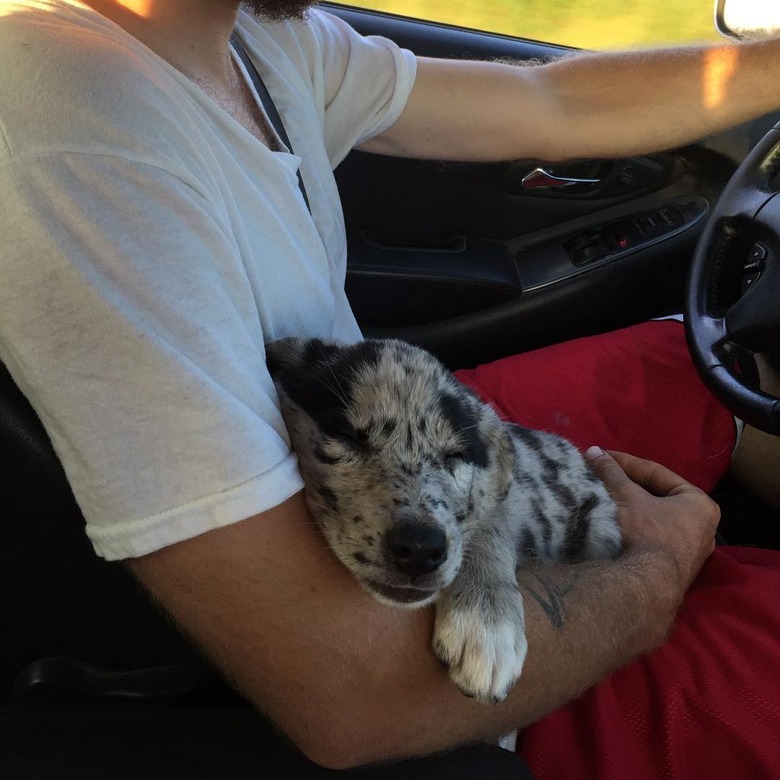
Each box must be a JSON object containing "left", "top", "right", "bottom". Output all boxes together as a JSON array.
[
  {"left": 583, "top": 446, "right": 635, "bottom": 493},
  {"left": 605, "top": 449, "right": 701, "bottom": 498}
]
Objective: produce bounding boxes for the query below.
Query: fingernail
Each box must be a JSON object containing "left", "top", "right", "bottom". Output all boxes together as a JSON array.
[{"left": 584, "top": 445, "right": 606, "bottom": 461}]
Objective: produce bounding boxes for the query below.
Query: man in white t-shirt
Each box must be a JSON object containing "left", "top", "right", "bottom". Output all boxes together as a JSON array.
[{"left": 2, "top": 0, "right": 780, "bottom": 773}]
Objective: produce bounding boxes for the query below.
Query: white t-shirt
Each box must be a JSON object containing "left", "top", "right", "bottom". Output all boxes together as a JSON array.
[{"left": 0, "top": 0, "right": 417, "bottom": 559}]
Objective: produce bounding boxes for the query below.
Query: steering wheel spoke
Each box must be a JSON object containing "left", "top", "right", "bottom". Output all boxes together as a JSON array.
[
  {"left": 725, "top": 264, "right": 780, "bottom": 353},
  {"left": 724, "top": 196, "right": 780, "bottom": 352}
]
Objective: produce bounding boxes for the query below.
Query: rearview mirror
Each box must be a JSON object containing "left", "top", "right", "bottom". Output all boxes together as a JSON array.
[{"left": 716, "top": 0, "right": 780, "bottom": 39}]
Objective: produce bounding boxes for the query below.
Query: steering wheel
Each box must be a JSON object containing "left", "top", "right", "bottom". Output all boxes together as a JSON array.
[{"left": 685, "top": 121, "right": 780, "bottom": 436}]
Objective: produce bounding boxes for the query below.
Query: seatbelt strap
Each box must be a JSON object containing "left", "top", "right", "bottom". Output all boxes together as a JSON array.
[{"left": 230, "top": 33, "right": 311, "bottom": 214}]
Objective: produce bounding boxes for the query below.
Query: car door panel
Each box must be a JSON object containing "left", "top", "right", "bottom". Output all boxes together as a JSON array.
[{"left": 326, "top": 4, "right": 777, "bottom": 368}]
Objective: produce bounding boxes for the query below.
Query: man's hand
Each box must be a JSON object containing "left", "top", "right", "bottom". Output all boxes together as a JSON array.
[{"left": 584, "top": 446, "right": 720, "bottom": 593}]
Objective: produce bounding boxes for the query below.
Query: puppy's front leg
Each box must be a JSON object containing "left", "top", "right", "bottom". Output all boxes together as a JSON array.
[{"left": 432, "top": 520, "right": 527, "bottom": 704}]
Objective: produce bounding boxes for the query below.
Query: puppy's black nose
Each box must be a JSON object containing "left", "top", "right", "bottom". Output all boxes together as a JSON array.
[{"left": 386, "top": 523, "right": 447, "bottom": 578}]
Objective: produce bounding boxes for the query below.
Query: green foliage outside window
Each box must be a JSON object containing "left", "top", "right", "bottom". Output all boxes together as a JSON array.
[{"left": 338, "top": 0, "right": 722, "bottom": 49}]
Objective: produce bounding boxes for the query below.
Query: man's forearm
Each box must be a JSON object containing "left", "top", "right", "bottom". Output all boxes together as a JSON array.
[
  {"left": 367, "top": 37, "right": 780, "bottom": 163},
  {"left": 263, "top": 550, "right": 682, "bottom": 767},
  {"left": 538, "top": 38, "right": 780, "bottom": 159},
  {"left": 505, "top": 552, "right": 679, "bottom": 728},
  {"left": 128, "top": 498, "right": 683, "bottom": 770}
]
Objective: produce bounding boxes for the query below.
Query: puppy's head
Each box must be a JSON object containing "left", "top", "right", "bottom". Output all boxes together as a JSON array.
[{"left": 267, "top": 337, "right": 513, "bottom": 608}]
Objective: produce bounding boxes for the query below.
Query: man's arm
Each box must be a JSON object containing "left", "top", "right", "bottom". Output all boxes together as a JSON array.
[
  {"left": 361, "top": 38, "right": 780, "bottom": 162},
  {"left": 126, "top": 449, "right": 719, "bottom": 769}
]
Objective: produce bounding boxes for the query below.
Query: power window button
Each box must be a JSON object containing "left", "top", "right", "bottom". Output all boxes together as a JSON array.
[
  {"left": 572, "top": 244, "right": 601, "bottom": 265},
  {"left": 660, "top": 207, "right": 684, "bottom": 227},
  {"left": 636, "top": 213, "right": 664, "bottom": 234},
  {"left": 635, "top": 207, "right": 683, "bottom": 235}
]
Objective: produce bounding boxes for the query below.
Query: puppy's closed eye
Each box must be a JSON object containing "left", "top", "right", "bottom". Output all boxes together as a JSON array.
[
  {"left": 317, "top": 412, "right": 369, "bottom": 451},
  {"left": 443, "top": 449, "right": 468, "bottom": 464}
]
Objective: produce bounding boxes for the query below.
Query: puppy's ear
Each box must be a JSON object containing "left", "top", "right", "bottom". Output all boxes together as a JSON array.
[
  {"left": 266, "top": 337, "right": 306, "bottom": 378},
  {"left": 266, "top": 337, "right": 352, "bottom": 427},
  {"left": 269, "top": 339, "right": 389, "bottom": 450},
  {"left": 266, "top": 337, "right": 341, "bottom": 379}
]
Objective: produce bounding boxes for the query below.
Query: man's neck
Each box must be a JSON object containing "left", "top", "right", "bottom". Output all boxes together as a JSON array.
[{"left": 82, "top": 0, "right": 241, "bottom": 87}]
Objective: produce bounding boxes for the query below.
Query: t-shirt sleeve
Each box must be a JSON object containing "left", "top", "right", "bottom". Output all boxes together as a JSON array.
[
  {"left": 0, "top": 152, "right": 304, "bottom": 560},
  {"left": 272, "top": 10, "right": 418, "bottom": 168},
  {"left": 316, "top": 12, "right": 417, "bottom": 154},
  {"left": 237, "top": 10, "right": 417, "bottom": 167}
]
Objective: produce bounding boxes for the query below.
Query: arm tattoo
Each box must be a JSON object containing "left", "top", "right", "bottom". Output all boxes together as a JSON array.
[{"left": 519, "top": 569, "right": 582, "bottom": 630}]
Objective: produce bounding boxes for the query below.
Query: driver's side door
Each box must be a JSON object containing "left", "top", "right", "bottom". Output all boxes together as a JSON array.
[{"left": 328, "top": 1, "right": 779, "bottom": 369}]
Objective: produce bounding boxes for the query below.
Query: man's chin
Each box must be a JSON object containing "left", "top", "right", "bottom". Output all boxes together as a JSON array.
[{"left": 240, "top": 0, "right": 317, "bottom": 22}]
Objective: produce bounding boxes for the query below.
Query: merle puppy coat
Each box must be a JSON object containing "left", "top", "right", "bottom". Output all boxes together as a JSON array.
[{"left": 267, "top": 337, "right": 621, "bottom": 703}]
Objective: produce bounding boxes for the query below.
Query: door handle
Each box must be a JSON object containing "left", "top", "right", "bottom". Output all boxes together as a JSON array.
[{"left": 521, "top": 167, "right": 601, "bottom": 190}]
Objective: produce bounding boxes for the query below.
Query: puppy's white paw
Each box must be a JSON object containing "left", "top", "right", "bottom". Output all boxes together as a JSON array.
[{"left": 432, "top": 594, "right": 527, "bottom": 704}]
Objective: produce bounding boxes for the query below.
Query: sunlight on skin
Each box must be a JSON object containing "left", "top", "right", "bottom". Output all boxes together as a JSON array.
[
  {"left": 75, "top": 0, "right": 239, "bottom": 37},
  {"left": 702, "top": 45, "right": 740, "bottom": 110},
  {"left": 86, "top": 0, "right": 178, "bottom": 24},
  {"left": 113, "top": 0, "right": 153, "bottom": 16},
  {"left": 0, "top": 0, "right": 155, "bottom": 16},
  {"left": 68, "top": 0, "right": 240, "bottom": 84}
]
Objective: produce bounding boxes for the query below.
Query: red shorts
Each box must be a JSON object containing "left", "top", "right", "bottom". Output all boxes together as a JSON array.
[{"left": 455, "top": 320, "right": 780, "bottom": 779}]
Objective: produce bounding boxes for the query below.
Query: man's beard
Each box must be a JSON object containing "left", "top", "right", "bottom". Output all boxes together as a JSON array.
[{"left": 239, "top": 0, "right": 317, "bottom": 22}]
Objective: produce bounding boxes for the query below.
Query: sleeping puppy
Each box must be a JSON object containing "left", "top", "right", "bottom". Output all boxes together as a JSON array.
[{"left": 267, "top": 337, "right": 621, "bottom": 704}]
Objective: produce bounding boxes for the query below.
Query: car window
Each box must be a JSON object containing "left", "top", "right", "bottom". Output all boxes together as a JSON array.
[{"left": 334, "top": 0, "right": 722, "bottom": 49}]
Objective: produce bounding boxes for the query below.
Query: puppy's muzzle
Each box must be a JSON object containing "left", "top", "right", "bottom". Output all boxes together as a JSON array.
[{"left": 386, "top": 522, "right": 448, "bottom": 578}]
